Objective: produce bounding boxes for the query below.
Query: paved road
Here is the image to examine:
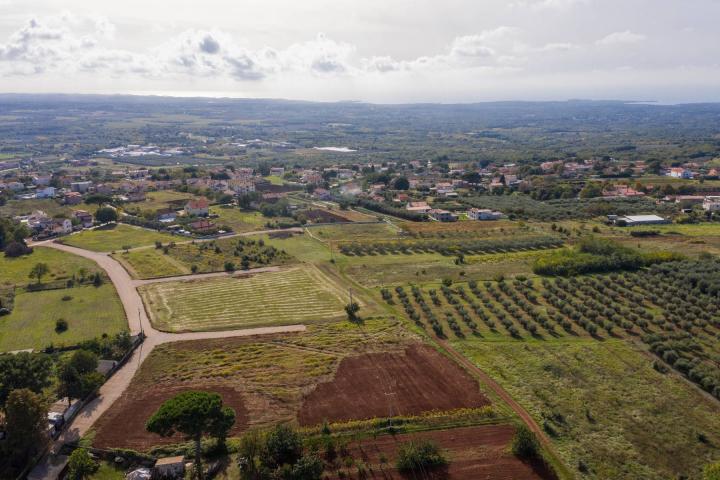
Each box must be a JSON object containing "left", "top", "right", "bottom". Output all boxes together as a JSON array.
[{"left": 34, "top": 241, "right": 306, "bottom": 451}]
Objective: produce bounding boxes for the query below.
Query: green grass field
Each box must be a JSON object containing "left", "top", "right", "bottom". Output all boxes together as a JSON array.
[
  {"left": 311, "top": 223, "right": 400, "bottom": 242},
  {"left": 62, "top": 224, "right": 178, "bottom": 252},
  {"left": 114, "top": 236, "right": 292, "bottom": 279},
  {"left": 139, "top": 190, "right": 197, "bottom": 211},
  {"left": 453, "top": 339, "right": 720, "bottom": 479},
  {"left": 112, "top": 248, "right": 187, "bottom": 278},
  {"left": 0, "top": 284, "right": 127, "bottom": 352},
  {"left": 0, "top": 199, "right": 98, "bottom": 218},
  {"left": 0, "top": 246, "right": 101, "bottom": 287},
  {"left": 139, "top": 266, "right": 347, "bottom": 332},
  {"left": 211, "top": 206, "right": 292, "bottom": 232}
]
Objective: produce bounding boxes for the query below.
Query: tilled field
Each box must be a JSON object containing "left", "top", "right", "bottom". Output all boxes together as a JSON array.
[
  {"left": 325, "top": 424, "right": 556, "bottom": 480},
  {"left": 298, "top": 344, "right": 489, "bottom": 426}
]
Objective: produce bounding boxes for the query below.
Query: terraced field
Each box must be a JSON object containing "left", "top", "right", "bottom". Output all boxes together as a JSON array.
[{"left": 139, "top": 266, "right": 348, "bottom": 331}]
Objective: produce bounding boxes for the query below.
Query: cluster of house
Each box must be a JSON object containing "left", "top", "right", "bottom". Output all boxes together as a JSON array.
[
  {"left": 404, "top": 201, "right": 503, "bottom": 222},
  {"left": 19, "top": 209, "right": 94, "bottom": 238}
]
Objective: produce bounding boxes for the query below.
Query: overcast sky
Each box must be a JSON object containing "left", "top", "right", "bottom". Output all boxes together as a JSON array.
[{"left": 0, "top": 0, "right": 718, "bottom": 103}]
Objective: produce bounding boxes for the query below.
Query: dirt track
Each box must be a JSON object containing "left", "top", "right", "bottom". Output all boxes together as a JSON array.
[{"left": 298, "top": 344, "right": 489, "bottom": 426}]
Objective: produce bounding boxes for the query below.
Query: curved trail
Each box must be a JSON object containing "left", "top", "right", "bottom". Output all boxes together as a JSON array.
[{"left": 37, "top": 241, "right": 306, "bottom": 446}]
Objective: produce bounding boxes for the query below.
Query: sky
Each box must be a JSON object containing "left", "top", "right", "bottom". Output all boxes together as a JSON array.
[{"left": 0, "top": 0, "right": 718, "bottom": 103}]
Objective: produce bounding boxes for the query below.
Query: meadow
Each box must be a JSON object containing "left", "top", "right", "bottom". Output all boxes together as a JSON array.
[
  {"left": 209, "top": 206, "right": 277, "bottom": 232},
  {"left": 0, "top": 198, "right": 98, "bottom": 218},
  {"left": 0, "top": 284, "right": 126, "bottom": 352},
  {"left": 138, "top": 266, "right": 348, "bottom": 331},
  {"left": 62, "top": 224, "right": 178, "bottom": 252},
  {"left": 453, "top": 339, "right": 720, "bottom": 479},
  {"left": 114, "top": 236, "right": 291, "bottom": 279},
  {"left": 0, "top": 246, "right": 101, "bottom": 287}
]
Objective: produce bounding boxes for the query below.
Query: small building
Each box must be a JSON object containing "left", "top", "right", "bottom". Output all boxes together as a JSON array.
[
  {"left": 71, "top": 181, "right": 92, "bottom": 193},
  {"left": 72, "top": 210, "right": 94, "bottom": 228},
  {"left": 269, "top": 167, "right": 285, "bottom": 176},
  {"left": 405, "top": 201, "right": 431, "bottom": 214},
  {"left": 613, "top": 214, "right": 669, "bottom": 226},
  {"left": 703, "top": 196, "right": 720, "bottom": 212},
  {"left": 428, "top": 208, "right": 457, "bottom": 222},
  {"left": 188, "top": 219, "right": 216, "bottom": 233},
  {"left": 667, "top": 168, "right": 693, "bottom": 179},
  {"left": 64, "top": 192, "right": 83, "bottom": 205},
  {"left": 35, "top": 187, "right": 56, "bottom": 199},
  {"left": 229, "top": 179, "right": 255, "bottom": 195},
  {"left": 467, "top": 208, "right": 502, "bottom": 221},
  {"left": 156, "top": 208, "right": 178, "bottom": 223},
  {"left": 154, "top": 456, "right": 185, "bottom": 479},
  {"left": 50, "top": 219, "right": 73, "bottom": 235},
  {"left": 185, "top": 197, "right": 210, "bottom": 216}
]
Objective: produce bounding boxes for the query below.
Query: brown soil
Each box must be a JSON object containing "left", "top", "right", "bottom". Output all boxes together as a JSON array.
[
  {"left": 325, "top": 424, "right": 556, "bottom": 480},
  {"left": 304, "top": 209, "right": 351, "bottom": 223},
  {"left": 298, "top": 344, "right": 489, "bottom": 426},
  {"left": 92, "top": 384, "right": 249, "bottom": 451}
]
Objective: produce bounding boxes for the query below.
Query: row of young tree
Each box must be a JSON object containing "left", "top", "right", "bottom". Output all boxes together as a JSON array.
[{"left": 341, "top": 235, "right": 562, "bottom": 257}]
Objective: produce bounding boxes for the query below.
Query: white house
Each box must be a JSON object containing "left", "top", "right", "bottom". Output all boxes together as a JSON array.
[
  {"left": 184, "top": 197, "right": 209, "bottom": 216},
  {"left": 614, "top": 214, "right": 669, "bottom": 226},
  {"left": 269, "top": 167, "right": 285, "bottom": 176},
  {"left": 703, "top": 196, "right": 720, "bottom": 212},
  {"left": 35, "top": 187, "right": 56, "bottom": 199},
  {"left": 667, "top": 168, "right": 693, "bottom": 179},
  {"left": 229, "top": 179, "right": 255, "bottom": 195},
  {"left": 428, "top": 209, "right": 457, "bottom": 222},
  {"left": 71, "top": 181, "right": 92, "bottom": 193},
  {"left": 406, "top": 201, "right": 431, "bottom": 214},
  {"left": 467, "top": 208, "right": 502, "bottom": 220}
]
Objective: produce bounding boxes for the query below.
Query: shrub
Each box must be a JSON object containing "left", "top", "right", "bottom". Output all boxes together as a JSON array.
[
  {"left": 396, "top": 440, "right": 448, "bottom": 472},
  {"left": 4, "top": 241, "right": 33, "bottom": 258}
]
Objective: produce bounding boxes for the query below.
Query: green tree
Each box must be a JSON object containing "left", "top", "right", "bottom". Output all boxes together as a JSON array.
[
  {"left": 511, "top": 424, "right": 540, "bottom": 459},
  {"left": 262, "top": 424, "right": 303, "bottom": 469},
  {"left": 95, "top": 207, "right": 118, "bottom": 224},
  {"left": 0, "top": 352, "right": 52, "bottom": 408},
  {"left": 396, "top": 440, "right": 448, "bottom": 472},
  {"left": 67, "top": 448, "right": 99, "bottom": 480},
  {"left": 147, "top": 391, "right": 236, "bottom": 480},
  {"left": 393, "top": 176, "right": 410, "bottom": 190},
  {"left": 68, "top": 349, "right": 98, "bottom": 374},
  {"left": 5, "top": 388, "right": 48, "bottom": 466},
  {"left": 344, "top": 302, "right": 360, "bottom": 323},
  {"left": 29, "top": 262, "right": 49, "bottom": 284}
]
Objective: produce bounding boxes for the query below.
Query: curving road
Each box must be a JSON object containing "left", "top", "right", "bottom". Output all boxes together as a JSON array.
[{"left": 36, "top": 240, "right": 306, "bottom": 447}]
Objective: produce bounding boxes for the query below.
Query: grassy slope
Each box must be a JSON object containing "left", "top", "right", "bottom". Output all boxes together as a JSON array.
[
  {"left": 112, "top": 248, "right": 187, "bottom": 279},
  {"left": 453, "top": 338, "right": 720, "bottom": 480},
  {"left": 0, "top": 246, "right": 101, "bottom": 287},
  {"left": 62, "top": 224, "right": 178, "bottom": 252},
  {"left": 0, "top": 284, "right": 126, "bottom": 351}
]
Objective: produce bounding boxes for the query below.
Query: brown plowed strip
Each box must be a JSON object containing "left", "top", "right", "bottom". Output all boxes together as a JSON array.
[
  {"left": 298, "top": 344, "right": 489, "bottom": 426},
  {"left": 91, "top": 385, "right": 249, "bottom": 451},
  {"left": 325, "top": 424, "right": 556, "bottom": 480}
]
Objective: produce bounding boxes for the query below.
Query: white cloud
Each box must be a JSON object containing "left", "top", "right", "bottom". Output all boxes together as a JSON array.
[{"left": 596, "top": 30, "right": 646, "bottom": 46}]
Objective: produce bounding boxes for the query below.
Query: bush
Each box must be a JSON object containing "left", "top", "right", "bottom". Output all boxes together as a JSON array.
[
  {"left": 511, "top": 425, "right": 540, "bottom": 460},
  {"left": 4, "top": 241, "right": 33, "bottom": 258},
  {"left": 55, "top": 318, "right": 68, "bottom": 333},
  {"left": 396, "top": 440, "right": 448, "bottom": 472}
]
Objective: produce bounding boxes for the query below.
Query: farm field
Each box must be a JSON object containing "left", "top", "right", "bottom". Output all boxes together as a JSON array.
[
  {"left": 88, "top": 318, "right": 487, "bottom": 451},
  {"left": 113, "top": 236, "right": 291, "bottom": 279},
  {"left": 61, "top": 223, "right": 178, "bottom": 252},
  {"left": 323, "top": 424, "right": 555, "bottom": 480},
  {"left": 340, "top": 250, "right": 543, "bottom": 287},
  {"left": 209, "top": 206, "right": 281, "bottom": 232},
  {"left": 453, "top": 339, "right": 720, "bottom": 480},
  {"left": 138, "top": 265, "right": 348, "bottom": 331},
  {"left": 0, "top": 284, "right": 126, "bottom": 352},
  {"left": 310, "top": 222, "right": 400, "bottom": 242},
  {"left": 0, "top": 198, "right": 99, "bottom": 218},
  {"left": 136, "top": 190, "right": 198, "bottom": 211},
  {"left": 0, "top": 246, "right": 101, "bottom": 287}
]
